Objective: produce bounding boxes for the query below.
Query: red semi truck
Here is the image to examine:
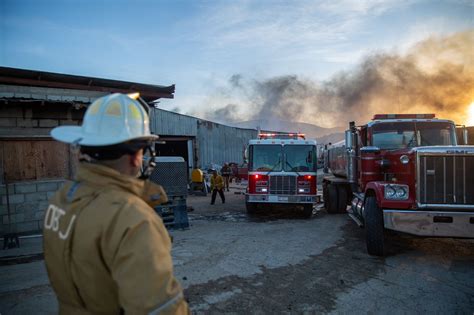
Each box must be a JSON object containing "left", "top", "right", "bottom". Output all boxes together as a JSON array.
[
  {"left": 323, "top": 114, "right": 474, "bottom": 256},
  {"left": 246, "top": 133, "right": 318, "bottom": 217}
]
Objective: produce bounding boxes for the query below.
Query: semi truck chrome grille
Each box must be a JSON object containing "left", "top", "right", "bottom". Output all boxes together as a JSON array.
[
  {"left": 269, "top": 175, "right": 297, "bottom": 195},
  {"left": 418, "top": 153, "right": 474, "bottom": 207}
]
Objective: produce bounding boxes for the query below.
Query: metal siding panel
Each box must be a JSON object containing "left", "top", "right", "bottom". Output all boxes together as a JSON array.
[
  {"left": 161, "top": 112, "right": 168, "bottom": 134},
  {"left": 160, "top": 111, "right": 167, "bottom": 135},
  {"left": 174, "top": 114, "right": 179, "bottom": 135},
  {"left": 196, "top": 122, "right": 257, "bottom": 168},
  {"left": 166, "top": 112, "right": 173, "bottom": 134},
  {"left": 153, "top": 110, "right": 160, "bottom": 134},
  {"left": 150, "top": 112, "right": 257, "bottom": 168},
  {"left": 152, "top": 110, "right": 161, "bottom": 134},
  {"left": 159, "top": 111, "right": 167, "bottom": 135},
  {"left": 151, "top": 109, "right": 198, "bottom": 136},
  {"left": 167, "top": 112, "right": 174, "bottom": 134}
]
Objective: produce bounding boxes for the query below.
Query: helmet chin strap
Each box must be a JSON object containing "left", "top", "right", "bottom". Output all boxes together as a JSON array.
[
  {"left": 135, "top": 96, "right": 156, "bottom": 180},
  {"left": 138, "top": 144, "right": 156, "bottom": 180}
]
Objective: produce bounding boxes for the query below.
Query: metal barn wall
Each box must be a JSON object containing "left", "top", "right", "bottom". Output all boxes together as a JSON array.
[
  {"left": 197, "top": 120, "right": 257, "bottom": 168},
  {"left": 150, "top": 108, "right": 257, "bottom": 168},
  {"left": 150, "top": 108, "right": 198, "bottom": 136}
]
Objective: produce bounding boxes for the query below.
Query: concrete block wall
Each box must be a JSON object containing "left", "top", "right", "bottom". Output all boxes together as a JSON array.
[
  {"left": 0, "top": 103, "right": 83, "bottom": 133},
  {"left": 0, "top": 180, "right": 64, "bottom": 236}
]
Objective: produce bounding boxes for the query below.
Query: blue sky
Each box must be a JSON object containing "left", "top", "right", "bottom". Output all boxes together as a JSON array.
[{"left": 1, "top": 0, "right": 473, "bottom": 126}]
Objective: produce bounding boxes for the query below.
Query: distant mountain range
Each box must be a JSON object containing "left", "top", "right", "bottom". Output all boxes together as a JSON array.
[{"left": 230, "top": 119, "right": 345, "bottom": 144}]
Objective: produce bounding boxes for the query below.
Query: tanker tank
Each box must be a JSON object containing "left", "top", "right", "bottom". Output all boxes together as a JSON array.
[{"left": 326, "top": 140, "right": 348, "bottom": 178}]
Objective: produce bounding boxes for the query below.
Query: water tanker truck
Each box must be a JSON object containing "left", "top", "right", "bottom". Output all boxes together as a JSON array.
[{"left": 323, "top": 114, "right": 474, "bottom": 256}]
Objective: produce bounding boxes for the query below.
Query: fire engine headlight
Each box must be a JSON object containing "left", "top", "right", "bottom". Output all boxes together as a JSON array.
[
  {"left": 384, "top": 184, "right": 409, "bottom": 200},
  {"left": 400, "top": 155, "right": 410, "bottom": 165}
]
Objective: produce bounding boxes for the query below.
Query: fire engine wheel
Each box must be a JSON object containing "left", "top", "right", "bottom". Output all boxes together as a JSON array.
[
  {"left": 246, "top": 202, "right": 258, "bottom": 215},
  {"left": 364, "top": 195, "right": 385, "bottom": 256}
]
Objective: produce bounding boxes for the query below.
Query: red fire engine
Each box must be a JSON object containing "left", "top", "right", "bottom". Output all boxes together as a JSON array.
[
  {"left": 323, "top": 114, "right": 474, "bottom": 256},
  {"left": 246, "top": 133, "right": 318, "bottom": 217}
]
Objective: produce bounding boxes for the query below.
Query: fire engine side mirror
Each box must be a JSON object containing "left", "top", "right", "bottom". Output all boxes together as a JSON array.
[
  {"left": 463, "top": 128, "right": 469, "bottom": 145},
  {"left": 243, "top": 147, "right": 248, "bottom": 164}
]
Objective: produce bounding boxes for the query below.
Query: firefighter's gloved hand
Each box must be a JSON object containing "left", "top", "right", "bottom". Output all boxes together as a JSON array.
[{"left": 142, "top": 181, "right": 168, "bottom": 207}]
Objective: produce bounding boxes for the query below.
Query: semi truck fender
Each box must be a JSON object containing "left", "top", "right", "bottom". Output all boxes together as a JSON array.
[
  {"left": 364, "top": 182, "right": 385, "bottom": 208},
  {"left": 365, "top": 181, "right": 415, "bottom": 210}
]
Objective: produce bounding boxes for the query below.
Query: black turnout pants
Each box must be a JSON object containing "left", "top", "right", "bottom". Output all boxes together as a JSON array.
[{"left": 211, "top": 188, "right": 225, "bottom": 204}]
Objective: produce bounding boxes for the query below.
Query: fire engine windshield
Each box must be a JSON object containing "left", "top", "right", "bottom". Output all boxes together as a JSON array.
[
  {"left": 372, "top": 121, "right": 456, "bottom": 149},
  {"left": 250, "top": 145, "right": 282, "bottom": 171},
  {"left": 283, "top": 145, "right": 317, "bottom": 172},
  {"left": 249, "top": 144, "right": 316, "bottom": 172}
]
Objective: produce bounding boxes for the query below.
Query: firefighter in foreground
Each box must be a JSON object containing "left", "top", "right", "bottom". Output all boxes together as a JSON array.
[
  {"left": 210, "top": 170, "right": 225, "bottom": 204},
  {"left": 43, "top": 93, "right": 189, "bottom": 314}
]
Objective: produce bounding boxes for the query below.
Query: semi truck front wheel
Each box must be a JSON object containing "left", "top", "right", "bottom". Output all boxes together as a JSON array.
[
  {"left": 246, "top": 202, "right": 257, "bottom": 215},
  {"left": 364, "top": 195, "right": 385, "bottom": 256}
]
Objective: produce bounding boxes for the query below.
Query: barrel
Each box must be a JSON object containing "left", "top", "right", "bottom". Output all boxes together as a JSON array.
[{"left": 191, "top": 169, "right": 204, "bottom": 183}]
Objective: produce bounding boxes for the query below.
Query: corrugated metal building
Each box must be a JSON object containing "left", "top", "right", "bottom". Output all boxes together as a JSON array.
[
  {"left": 152, "top": 108, "right": 257, "bottom": 172},
  {"left": 0, "top": 67, "right": 257, "bottom": 235}
]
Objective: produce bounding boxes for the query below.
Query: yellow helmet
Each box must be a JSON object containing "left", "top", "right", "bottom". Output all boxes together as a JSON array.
[{"left": 51, "top": 93, "right": 158, "bottom": 146}]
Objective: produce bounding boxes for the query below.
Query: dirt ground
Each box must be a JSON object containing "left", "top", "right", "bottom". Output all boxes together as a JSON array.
[
  {"left": 0, "top": 183, "right": 473, "bottom": 314},
  {"left": 180, "top": 186, "right": 474, "bottom": 313}
]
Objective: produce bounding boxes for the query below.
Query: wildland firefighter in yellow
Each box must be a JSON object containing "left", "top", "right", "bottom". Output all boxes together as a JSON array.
[{"left": 43, "top": 93, "right": 189, "bottom": 314}]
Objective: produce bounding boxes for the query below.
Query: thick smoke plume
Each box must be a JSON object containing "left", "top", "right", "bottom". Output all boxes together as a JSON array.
[{"left": 200, "top": 30, "right": 474, "bottom": 128}]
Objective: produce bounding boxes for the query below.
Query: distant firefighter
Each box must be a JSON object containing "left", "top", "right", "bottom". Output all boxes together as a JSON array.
[
  {"left": 220, "top": 163, "right": 232, "bottom": 191},
  {"left": 210, "top": 169, "right": 225, "bottom": 204}
]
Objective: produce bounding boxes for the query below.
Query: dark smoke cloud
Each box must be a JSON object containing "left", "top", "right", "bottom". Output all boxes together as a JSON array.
[
  {"left": 170, "top": 106, "right": 182, "bottom": 113},
  {"left": 204, "top": 103, "right": 240, "bottom": 123},
  {"left": 200, "top": 30, "right": 474, "bottom": 127},
  {"left": 254, "top": 76, "right": 314, "bottom": 122},
  {"left": 229, "top": 74, "right": 243, "bottom": 88}
]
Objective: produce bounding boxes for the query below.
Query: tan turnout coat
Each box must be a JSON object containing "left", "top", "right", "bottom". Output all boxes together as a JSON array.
[
  {"left": 43, "top": 162, "right": 189, "bottom": 314},
  {"left": 210, "top": 174, "right": 224, "bottom": 190}
]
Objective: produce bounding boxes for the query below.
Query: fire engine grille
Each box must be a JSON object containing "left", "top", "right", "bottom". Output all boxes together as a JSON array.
[
  {"left": 418, "top": 154, "right": 474, "bottom": 206},
  {"left": 269, "top": 175, "right": 297, "bottom": 195}
]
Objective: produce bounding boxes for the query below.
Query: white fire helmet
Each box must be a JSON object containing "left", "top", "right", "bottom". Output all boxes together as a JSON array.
[{"left": 51, "top": 93, "right": 158, "bottom": 146}]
